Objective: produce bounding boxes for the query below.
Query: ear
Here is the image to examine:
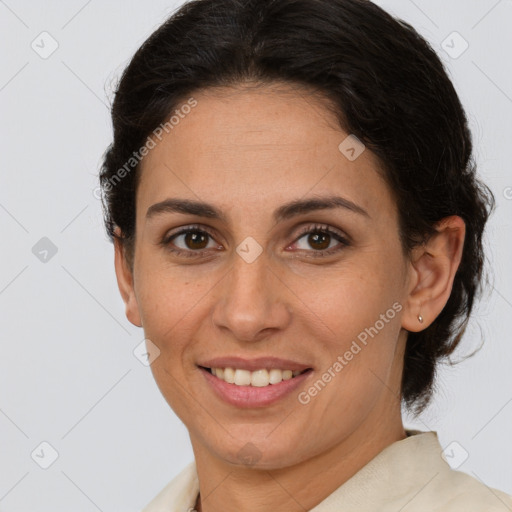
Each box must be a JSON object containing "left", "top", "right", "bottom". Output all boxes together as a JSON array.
[
  {"left": 113, "top": 228, "right": 143, "bottom": 328},
  {"left": 402, "top": 215, "right": 466, "bottom": 332}
]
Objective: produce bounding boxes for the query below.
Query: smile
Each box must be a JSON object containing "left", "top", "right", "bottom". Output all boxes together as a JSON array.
[
  {"left": 198, "top": 364, "right": 314, "bottom": 408},
  {"left": 203, "top": 367, "right": 309, "bottom": 387}
]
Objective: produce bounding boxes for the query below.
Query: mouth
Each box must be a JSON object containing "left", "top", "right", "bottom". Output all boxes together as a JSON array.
[
  {"left": 196, "top": 356, "right": 314, "bottom": 407},
  {"left": 199, "top": 366, "right": 312, "bottom": 387},
  {"left": 197, "top": 360, "right": 314, "bottom": 408}
]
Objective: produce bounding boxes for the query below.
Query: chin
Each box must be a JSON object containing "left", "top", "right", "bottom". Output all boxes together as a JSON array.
[{"left": 209, "top": 434, "right": 307, "bottom": 470}]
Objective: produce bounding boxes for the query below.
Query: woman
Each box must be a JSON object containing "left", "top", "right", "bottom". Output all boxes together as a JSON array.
[{"left": 99, "top": 0, "right": 512, "bottom": 510}]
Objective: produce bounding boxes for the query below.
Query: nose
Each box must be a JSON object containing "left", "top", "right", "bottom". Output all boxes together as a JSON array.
[{"left": 211, "top": 249, "right": 292, "bottom": 343}]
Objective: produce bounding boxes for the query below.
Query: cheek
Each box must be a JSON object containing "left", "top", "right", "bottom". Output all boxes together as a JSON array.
[
  {"left": 292, "top": 250, "right": 404, "bottom": 382},
  {"left": 296, "top": 254, "right": 402, "bottom": 333},
  {"left": 134, "top": 266, "right": 205, "bottom": 350}
]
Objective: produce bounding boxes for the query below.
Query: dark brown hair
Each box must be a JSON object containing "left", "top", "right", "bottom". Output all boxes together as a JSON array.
[{"left": 99, "top": 0, "right": 495, "bottom": 414}]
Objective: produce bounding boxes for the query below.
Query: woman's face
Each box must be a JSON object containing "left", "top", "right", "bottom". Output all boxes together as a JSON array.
[{"left": 118, "top": 83, "right": 415, "bottom": 469}]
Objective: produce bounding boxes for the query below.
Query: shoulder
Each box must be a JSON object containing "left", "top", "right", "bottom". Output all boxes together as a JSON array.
[
  {"left": 140, "top": 460, "right": 199, "bottom": 512},
  {"left": 423, "top": 459, "right": 511, "bottom": 511},
  {"left": 314, "top": 430, "right": 512, "bottom": 512},
  {"left": 384, "top": 431, "right": 512, "bottom": 512}
]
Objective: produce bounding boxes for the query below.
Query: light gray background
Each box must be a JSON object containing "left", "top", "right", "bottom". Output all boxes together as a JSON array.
[{"left": 1, "top": 0, "right": 511, "bottom": 510}]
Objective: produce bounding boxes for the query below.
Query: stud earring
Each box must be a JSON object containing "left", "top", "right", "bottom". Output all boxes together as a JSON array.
[{"left": 418, "top": 314, "right": 424, "bottom": 323}]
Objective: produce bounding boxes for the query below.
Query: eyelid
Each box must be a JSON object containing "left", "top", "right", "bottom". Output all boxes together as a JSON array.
[{"left": 162, "top": 223, "right": 217, "bottom": 241}]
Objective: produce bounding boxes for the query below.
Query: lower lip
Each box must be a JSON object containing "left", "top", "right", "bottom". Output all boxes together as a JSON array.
[{"left": 199, "top": 367, "right": 313, "bottom": 408}]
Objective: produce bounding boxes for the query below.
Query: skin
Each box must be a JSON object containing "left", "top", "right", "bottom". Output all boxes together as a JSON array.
[{"left": 114, "top": 82, "right": 465, "bottom": 511}]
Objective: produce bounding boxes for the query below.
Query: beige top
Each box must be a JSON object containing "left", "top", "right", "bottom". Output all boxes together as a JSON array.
[{"left": 141, "top": 430, "right": 512, "bottom": 511}]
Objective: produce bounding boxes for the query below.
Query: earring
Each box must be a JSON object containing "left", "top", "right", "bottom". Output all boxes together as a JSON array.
[{"left": 418, "top": 314, "right": 424, "bottom": 323}]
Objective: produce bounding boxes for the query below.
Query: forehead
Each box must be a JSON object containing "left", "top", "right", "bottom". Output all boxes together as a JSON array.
[{"left": 136, "top": 83, "right": 395, "bottom": 225}]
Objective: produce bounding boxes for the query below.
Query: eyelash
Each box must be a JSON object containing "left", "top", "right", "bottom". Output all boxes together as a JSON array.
[{"left": 160, "top": 223, "right": 350, "bottom": 259}]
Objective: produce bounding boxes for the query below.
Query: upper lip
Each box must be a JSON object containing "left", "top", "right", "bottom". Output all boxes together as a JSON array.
[{"left": 198, "top": 356, "right": 312, "bottom": 372}]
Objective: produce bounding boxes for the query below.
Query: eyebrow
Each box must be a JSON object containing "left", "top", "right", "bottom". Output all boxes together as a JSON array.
[{"left": 145, "top": 195, "right": 370, "bottom": 223}]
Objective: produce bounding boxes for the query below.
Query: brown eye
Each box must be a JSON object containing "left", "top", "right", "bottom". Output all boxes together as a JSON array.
[
  {"left": 290, "top": 224, "right": 350, "bottom": 257},
  {"left": 183, "top": 231, "right": 209, "bottom": 250},
  {"left": 161, "top": 225, "right": 221, "bottom": 257},
  {"left": 306, "top": 232, "right": 331, "bottom": 251}
]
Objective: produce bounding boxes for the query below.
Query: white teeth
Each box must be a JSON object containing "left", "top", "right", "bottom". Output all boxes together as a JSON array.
[
  {"left": 269, "top": 369, "right": 283, "bottom": 384},
  {"left": 251, "top": 369, "right": 269, "bottom": 387},
  {"left": 223, "top": 367, "right": 235, "bottom": 383},
  {"left": 234, "top": 369, "right": 252, "bottom": 386},
  {"left": 209, "top": 367, "right": 306, "bottom": 386}
]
